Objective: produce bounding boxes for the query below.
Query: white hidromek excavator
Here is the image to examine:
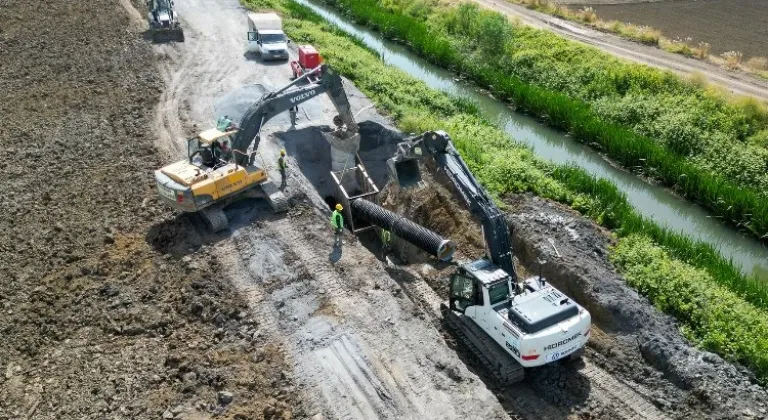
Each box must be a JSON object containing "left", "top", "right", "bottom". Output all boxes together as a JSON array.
[{"left": 388, "top": 131, "right": 592, "bottom": 384}]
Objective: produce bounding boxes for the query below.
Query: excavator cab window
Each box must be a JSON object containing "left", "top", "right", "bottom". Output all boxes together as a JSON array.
[
  {"left": 187, "top": 137, "right": 219, "bottom": 169},
  {"left": 450, "top": 273, "right": 480, "bottom": 312},
  {"left": 187, "top": 137, "right": 201, "bottom": 162},
  {"left": 488, "top": 280, "right": 510, "bottom": 306}
]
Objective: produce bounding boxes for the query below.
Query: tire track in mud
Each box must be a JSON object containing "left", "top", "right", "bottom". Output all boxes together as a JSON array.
[
  {"left": 578, "top": 362, "right": 667, "bottom": 420},
  {"left": 266, "top": 210, "right": 504, "bottom": 420},
  {"left": 213, "top": 204, "right": 511, "bottom": 420},
  {"left": 388, "top": 264, "right": 669, "bottom": 420}
]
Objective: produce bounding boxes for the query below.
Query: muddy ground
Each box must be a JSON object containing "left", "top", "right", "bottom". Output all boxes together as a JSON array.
[{"left": 3, "top": 0, "right": 767, "bottom": 419}]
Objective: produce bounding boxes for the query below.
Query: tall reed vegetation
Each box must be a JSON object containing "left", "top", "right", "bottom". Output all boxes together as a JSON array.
[{"left": 612, "top": 235, "right": 768, "bottom": 384}]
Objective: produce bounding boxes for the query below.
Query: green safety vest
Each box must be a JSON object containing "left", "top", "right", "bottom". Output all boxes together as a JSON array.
[
  {"left": 216, "top": 117, "right": 232, "bottom": 131},
  {"left": 278, "top": 156, "right": 287, "bottom": 170},
  {"left": 331, "top": 210, "right": 344, "bottom": 229}
]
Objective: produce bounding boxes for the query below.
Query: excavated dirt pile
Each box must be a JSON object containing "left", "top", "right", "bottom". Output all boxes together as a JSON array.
[
  {"left": 506, "top": 196, "right": 768, "bottom": 419},
  {"left": 0, "top": 1, "right": 295, "bottom": 418},
  {"left": 381, "top": 158, "right": 768, "bottom": 419}
]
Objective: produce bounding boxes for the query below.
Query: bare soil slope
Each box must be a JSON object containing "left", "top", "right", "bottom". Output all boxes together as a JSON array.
[{"left": 0, "top": 1, "right": 295, "bottom": 418}]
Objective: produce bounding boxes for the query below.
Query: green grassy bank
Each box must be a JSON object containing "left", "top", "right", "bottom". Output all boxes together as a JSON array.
[
  {"left": 243, "top": 0, "right": 768, "bottom": 384},
  {"left": 316, "top": 0, "right": 768, "bottom": 243}
]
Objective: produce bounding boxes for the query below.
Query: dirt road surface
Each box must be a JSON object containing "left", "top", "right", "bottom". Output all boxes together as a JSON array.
[
  {"left": 147, "top": 0, "right": 509, "bottom": 418},
  {"left": 473, "top": 0, "right": 768, "bottom": 101}
]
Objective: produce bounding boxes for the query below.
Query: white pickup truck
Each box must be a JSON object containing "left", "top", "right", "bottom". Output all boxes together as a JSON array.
[{"left": 247, "top": 12, "right": 289, "bottom": 61}]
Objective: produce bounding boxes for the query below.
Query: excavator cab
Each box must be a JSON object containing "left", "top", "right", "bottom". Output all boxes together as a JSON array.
[
  {"left": 187, "top": 128, "right": 238, "bottom": 169},
  {"left": 449, "top": 259, "right": 512, "bottom": 313},
  {"left": 449, "top": 270, "right": 481, "bottom": 313}
]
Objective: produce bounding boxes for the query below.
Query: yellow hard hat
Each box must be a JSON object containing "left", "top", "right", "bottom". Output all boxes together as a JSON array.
[
  {"left": 335, "top": 204, "right": 343, "bottom": 211},
  {"left": 280, "top": 149, "right": 286, "bottom": 156}
]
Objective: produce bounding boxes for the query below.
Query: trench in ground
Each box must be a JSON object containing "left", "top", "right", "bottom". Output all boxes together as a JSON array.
[{"left": 268, "top": 120, "right": 677, "bottom": 419}]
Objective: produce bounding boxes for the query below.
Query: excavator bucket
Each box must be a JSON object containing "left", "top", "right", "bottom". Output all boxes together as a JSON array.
[
  {"left": 147, "top": 0, "right": 184, "bottom": 43},
  {"left": 151, "top": 26, "right": 185, "bottom": 42},
  {"left": 387, "top": 156, "right": 422, "bottom": 188}
]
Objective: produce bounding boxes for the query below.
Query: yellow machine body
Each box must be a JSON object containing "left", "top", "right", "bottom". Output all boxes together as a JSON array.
[{"left": 154, "top": 128, "right": 269, "bottom": 213}]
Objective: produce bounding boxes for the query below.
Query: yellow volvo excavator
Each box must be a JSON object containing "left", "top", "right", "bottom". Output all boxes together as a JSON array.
[{"left": 154, "top": 64, "right": 359, "bottom": 232}]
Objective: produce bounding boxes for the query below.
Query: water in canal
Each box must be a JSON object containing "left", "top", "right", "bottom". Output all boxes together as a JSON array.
[{"left": 294, "top": 0, "right": 768, "bottom": 280}]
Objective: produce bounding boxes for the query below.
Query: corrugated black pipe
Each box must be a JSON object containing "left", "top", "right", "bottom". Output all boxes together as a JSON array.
[{"left": 350, "top": 199, "right": 456, "bottom": 261}]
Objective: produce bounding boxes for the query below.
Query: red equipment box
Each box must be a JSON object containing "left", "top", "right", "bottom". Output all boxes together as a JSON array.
[{"left": 298, "top": 45, "right": 321, "bottom": 69}]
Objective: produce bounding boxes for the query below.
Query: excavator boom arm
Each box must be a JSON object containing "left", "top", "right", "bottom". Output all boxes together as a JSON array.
[
  {"left": 231, "top": 64, "right": 357, "bottom": 165},
  {"left": 392, "top": 131, "right": 518, "bottom": 280}
]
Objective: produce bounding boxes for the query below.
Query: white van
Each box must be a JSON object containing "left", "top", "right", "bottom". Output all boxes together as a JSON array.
[{"left": 247, "top": 12, "right": 289, "bottom": 60}]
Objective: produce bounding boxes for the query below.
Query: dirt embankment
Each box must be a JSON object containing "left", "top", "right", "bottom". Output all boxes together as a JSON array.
[
  {"left": 0, "top": 1, "right": 295, "bottom": 418},
  {"left": 507, "top": 196, "right": 767, "bottom": 419},
  {"left": 381, "top": 156, "right": 768, "bottom": 419}
]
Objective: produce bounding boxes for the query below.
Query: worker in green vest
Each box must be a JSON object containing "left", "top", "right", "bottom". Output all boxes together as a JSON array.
[
  {"left": 381, "top": 228, "right": 392, "bottom": 259},
  {"left": 216, "top": 115, "right": 233, "bottom": 131},
  {"left": 278, "top": 149, "right": 287, "bottom": 188},
  {"left": 331, "top": 203, "right": 344, "bottom": 247}
]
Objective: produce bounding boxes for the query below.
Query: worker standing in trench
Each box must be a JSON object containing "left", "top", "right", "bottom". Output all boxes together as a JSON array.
[
  {"left": 331, "top": 204, "right": 344, "bottom": 248},
  {"left": 381, "top": 228, "right": 392, "bottom": 260},
  {"left": 278, "top": 149, "right": 287, "bottom": 189}
]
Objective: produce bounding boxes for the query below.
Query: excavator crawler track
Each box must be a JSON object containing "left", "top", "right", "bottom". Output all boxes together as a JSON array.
[
  {"left": 441, "top": 303, "right": 524, "bottom": 386},
  {"left": 200, "top": 206, "right": 228, "bottom": 233},
  {"left": 260, "top": 181, "right": 289, "bottom": 213}
]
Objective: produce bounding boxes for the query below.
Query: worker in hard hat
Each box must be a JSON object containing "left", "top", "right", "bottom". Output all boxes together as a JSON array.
[
  {"left": 381, "top": 228, "right": 392, "bottom": 259},
  {"left": 278, "top": 149, "right": 287, "bottom": 188},
  {"left": 331, "top": 203, "right": 344, "bottom": 247}
]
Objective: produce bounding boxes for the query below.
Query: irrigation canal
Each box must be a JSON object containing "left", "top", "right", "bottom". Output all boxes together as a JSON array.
[{"left": 294, "top": 0, "right": 768, "bottom": 280}]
